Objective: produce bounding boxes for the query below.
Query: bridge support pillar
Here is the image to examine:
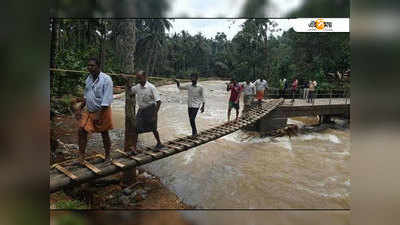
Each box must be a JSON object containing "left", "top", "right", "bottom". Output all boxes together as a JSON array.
[
  {"left": 244, "top": 116, "right": 287, "bottom": 133},
  {"left": 319, "top": 115, "right": 332, "bottom": 124}
]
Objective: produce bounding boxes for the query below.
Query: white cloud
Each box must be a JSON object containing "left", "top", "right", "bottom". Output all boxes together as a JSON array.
[
  {"left": 166, "top": 0, "right": 247, "bottom": 18},
  {"left": 168, "top": 19, "right": 246, "bottom": 40},
  {"left": 166, "top": 0, "right": 304, "bottom": 18},
  {"left": 267, "top": 0, "right": 304, "bottom": 17}
]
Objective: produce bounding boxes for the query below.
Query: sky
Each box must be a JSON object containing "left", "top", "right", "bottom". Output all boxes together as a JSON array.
[
  {"left": 167, "top": 19, "right": 293, "bottom": 40},
  {"left": 166, "top": 0, "right": 303, "bottom": 18},
  {"left": 166, "top": 0, "right": 303, "bottom": 40}
]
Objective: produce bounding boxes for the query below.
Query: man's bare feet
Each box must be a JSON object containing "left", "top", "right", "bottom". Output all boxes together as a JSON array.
[
  {"left": 78, "top": 154, "right": 85, "bottom": 165},
  {"left": 153, "top": 143, "right": 164, "bottom": 152},
  {"left": 104, "top": 156, "right": 113, "bottom": 164},
  {"left": 129, "top": 146, "right": 140, "bottom": 155}
]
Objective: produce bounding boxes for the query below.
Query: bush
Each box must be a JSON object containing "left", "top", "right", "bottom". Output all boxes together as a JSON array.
[{"left": 55, "top": 200, "right": 88, "bottom": 210}]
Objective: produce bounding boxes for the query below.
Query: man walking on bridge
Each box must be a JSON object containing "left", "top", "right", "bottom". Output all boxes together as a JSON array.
[
  {"left": 227, "top": 78, "right": 243, "bottom": 122},
  {"left": 174, "top": 73, "right": 205, "bottom": 138},
  {"left": 240, "top": 79, "right": 256, "bottom": 113},
  {"left": 75, "top": 58, "right": 114, "bottom": 164},
  {"left": 254, "top": 77, "right": 268, "bottom": 106},
  {"left": 128, "top": 70, "right": 163, "bottom": 154}
]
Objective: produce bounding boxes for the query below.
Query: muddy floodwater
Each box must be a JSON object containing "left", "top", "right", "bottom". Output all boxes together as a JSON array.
[{"left": 110, "top": 80, "right": 350, "bottom": 209}]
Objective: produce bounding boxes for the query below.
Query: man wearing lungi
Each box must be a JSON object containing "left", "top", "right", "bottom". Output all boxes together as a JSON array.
[
  {"left": 240, "top": 80, "right": 256, "bottom": 113},
  {"left": 76, "top": 58, "right": 114, "bottom": 164},
  {"left": 254, "top": 77, "right": 268, "bottom": 106},
  {"left": 174, "top": 73, "right": 205, "bottom": 138},
  {"left": 129, "top": 70, "right": 163, "bottom": 154}
]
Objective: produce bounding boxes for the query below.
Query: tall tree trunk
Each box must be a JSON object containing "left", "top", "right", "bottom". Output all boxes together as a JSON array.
[
  {"left": 99, "top": 19, "right": 106, "bottom": 71},
  {"left": 50, "top": 18, "right": 58, "bottom": 97},
  {"left": 150, "top": 45, "right": 158, "bottom": 76},
  {"left": 118, "top": 19, "right": 137, "bottom": 185},
  {"left": 145, "top": 42, "right": 155, "bottom": 75}
]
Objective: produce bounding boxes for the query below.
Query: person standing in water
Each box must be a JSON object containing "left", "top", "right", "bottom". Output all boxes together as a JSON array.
[{"left": 174, "top": 73, "right": 205, "bottom": 138}]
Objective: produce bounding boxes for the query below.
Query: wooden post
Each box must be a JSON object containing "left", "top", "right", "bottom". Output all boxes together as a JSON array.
[
  {"left": 118, "top": 19, "right": 137, "bottom": 186},
  {"left": 329, "top": 89, "right": 332, "bottom": 105},
  {"left": 49, "top": 18, "right": 58, "bottom": 95}
]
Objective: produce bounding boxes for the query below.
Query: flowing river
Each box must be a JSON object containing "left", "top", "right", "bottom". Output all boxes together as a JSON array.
[{"left": 110, "top": 80, "right": 350, "bottom": 209}]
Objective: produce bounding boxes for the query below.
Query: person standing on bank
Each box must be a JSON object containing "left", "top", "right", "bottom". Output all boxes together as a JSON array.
[
  {"left": 128, "top": 70, "right": 163, "bottom": 154},
  {"left": 291, "top": 78, "right": 299, "bottom": 103},
  {"left": 279, "top": 78, "right": 286, "bottom": 98},
  {"left": 174, "top": 73, "right": 205, "bottom": 138},
  {"left": 76, "top": 58, "right": 114, "bottom": 164},
  {"left": 254, "top": 77, "right": 268, "bottom": 105},
  {"left": 307, "top": 80, "right": 315, "bottom": 103}
]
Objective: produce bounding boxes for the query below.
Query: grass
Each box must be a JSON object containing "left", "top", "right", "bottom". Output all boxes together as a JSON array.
[{"left": 54, "top": 199, "right": 88, "bottom": 210}]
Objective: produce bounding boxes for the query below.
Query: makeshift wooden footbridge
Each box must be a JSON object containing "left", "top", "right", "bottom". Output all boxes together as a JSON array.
[{"left": 50, "top": 99, "right": 284, "bottom": 192}]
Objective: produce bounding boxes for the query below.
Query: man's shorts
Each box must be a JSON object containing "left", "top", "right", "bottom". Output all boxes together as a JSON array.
[{"left": 229, "top": 101, "right": 240, "bottom": 110}]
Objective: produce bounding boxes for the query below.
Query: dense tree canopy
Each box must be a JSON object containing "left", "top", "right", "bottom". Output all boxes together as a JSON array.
[{"left": 50, "top": 18, "right": 350, "bottom": 98}]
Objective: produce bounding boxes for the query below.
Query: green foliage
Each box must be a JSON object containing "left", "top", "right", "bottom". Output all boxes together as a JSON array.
[
  {"left": 55, "top": 199, "right": 88, "bottom": 210},
  {"left": 50, "top": 18, "right": 350, "bottom": 99}
]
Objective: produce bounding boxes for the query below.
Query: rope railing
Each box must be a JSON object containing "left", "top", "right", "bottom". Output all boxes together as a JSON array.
[
  {"left": 266, "top": 88, "right": 350, "bottom": 100},
  {"left": 49, "top": 68, "right": 189, "bottom": 81}
]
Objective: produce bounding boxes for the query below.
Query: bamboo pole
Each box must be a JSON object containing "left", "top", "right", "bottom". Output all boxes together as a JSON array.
[{"left": 49, "top": 68, "right": 190, "bottom": 81}]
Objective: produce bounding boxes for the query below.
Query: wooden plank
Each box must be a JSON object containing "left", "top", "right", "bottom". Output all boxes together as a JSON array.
[
  {"left": 115, "top": 149, "right": 130, "bottom": 158},
  {"left": 54, "top": 164, "right": 78, "bottom": 180},
  {"left": 169, "top": 140, "right": 192, "bottom": 148},
  {"left": 211, "top": 128, "right": 228, "bottom": 134},
  {"left": 82, "top": 160, "right": 102, "bottom": 174},
  {"left": 199, "top": 131, "right": 218, "bottom": 138},
  {"left": 143, "top": 150, "right": 164, "bottom": 159},
  {"left": 180, "top": 137, "right": 202, "bottom": 145},
  {"left": 194, "top": 136, "right": 209, "bottom": 142},
  {"left": 96, "top": 154, "right": 126, "bottom": 169},
  {"left": 130, "top": 154, "right": 153, "bottom": 164},
  {"left": 159, "top": 148, "right": 176, "bottom": 155},
  {"left": 163, "top": 144, "right": 184, "bottom": 151},
  {"left": 199, "top": 133, "right": 216, "bottom": 139}
]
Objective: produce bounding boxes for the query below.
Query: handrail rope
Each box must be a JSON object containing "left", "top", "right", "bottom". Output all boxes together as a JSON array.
[{"left": 49, "top": 68, "right": 217, "bottom": 82}]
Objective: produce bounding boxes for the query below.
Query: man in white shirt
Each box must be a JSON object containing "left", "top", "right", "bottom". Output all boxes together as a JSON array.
[
  {"left": 75, "top": 58, "right": 114, "bottom": 164},
  {"left": 240, "top": 80, "right": 256, "bottom": 112},
  {"left": 129, "top": 70, "right": 163, "bottom": 154},
  {"left": 254, "top": 77, "right": 268, "bottom": 105},
  {"left": 174, "top": 73, "right": 205, "bottom": 137}
]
